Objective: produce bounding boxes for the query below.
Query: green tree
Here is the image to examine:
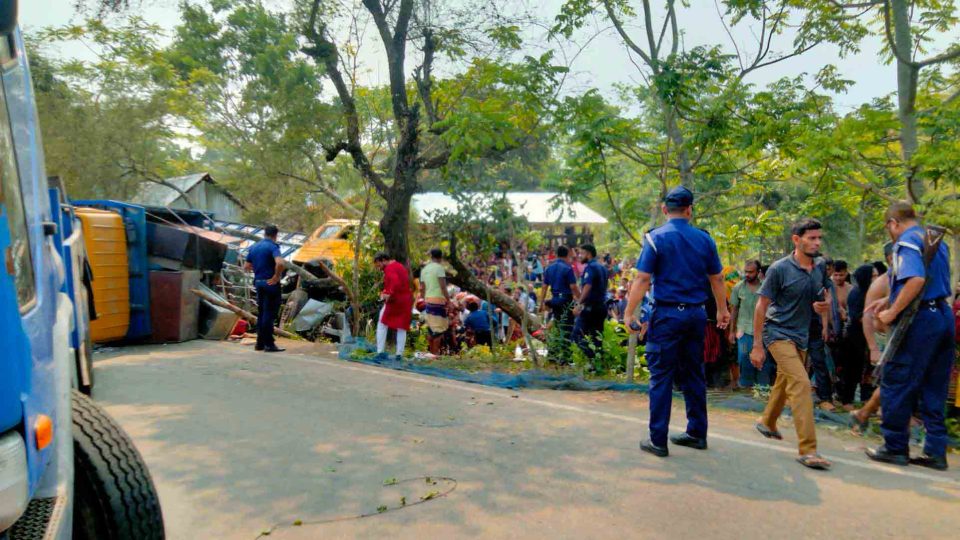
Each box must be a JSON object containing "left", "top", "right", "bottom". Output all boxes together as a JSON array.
[{"left": 31, "top": 20, "right": 193, "bottom": 199}]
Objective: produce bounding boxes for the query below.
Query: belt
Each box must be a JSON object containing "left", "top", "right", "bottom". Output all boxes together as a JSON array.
[
  {"left": 922, "top": 298, "right": 948, "bottom": 308},
  {"left": 655, "top": 301, "right": 704, "bottom": 310}
]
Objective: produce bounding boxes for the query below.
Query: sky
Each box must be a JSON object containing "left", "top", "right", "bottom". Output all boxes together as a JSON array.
[{"left": 19, "top": 0, "right": 957, "bottom": 111}]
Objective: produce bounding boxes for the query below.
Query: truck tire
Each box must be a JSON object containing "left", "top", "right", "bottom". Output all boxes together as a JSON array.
[{"left": 71, "top": 391, "right": 164, "bottom": 540}]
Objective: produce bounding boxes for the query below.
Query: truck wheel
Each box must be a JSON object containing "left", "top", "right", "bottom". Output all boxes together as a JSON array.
[{"left": 71, "top": 391, "right": 164, "bottom": 540}]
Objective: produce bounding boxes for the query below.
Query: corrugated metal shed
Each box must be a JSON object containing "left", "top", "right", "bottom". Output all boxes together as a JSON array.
[
  {"left": 132, "top": 173, "right": 245, "bottom": 222},
  {"left": 412, "top": 192, "right": 608, "bottom": 225}
]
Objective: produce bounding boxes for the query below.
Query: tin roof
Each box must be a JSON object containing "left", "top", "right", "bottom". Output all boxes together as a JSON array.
[{"left": 132, "top": 173, "right": 245, "bottom": 209}]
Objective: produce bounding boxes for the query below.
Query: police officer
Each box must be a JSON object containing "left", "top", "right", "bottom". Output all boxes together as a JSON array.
[
  {"left": 572, "top": 244, "right": 608, "bottom": 367},
  {"left": 244, "top": 224, "right": 285, "bottom": 353},
  {"left": 625, "top": 186, "right": 730, "bottom": 457},
  {"left": 867, "top": 202, "right": 955, "bottom": 471},
  {"left": 540, "top": 245, "right": 581, "bottom": 363}
]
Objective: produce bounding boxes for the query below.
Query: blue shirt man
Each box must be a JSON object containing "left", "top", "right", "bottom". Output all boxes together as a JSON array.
[
  {"left": 624, "top": 185, "right": 730, "bottom": 457},
  {"left": 868, "top": 203, "right": 955, "bottom": 469},
  {"left": 248, "top": 238, "right": 282, "bottom": 280},
  {"left": 571, "top": 244, "right": 609, "bottom": 365},
  {"left": 580, "top": 258, "right": 609, "bottom": 305},
  {"left": 542, "top": 246, "right": 582, "bottom": 364},
  {"left": 543, "top": 255, "right": 577, "bottom": 300},
  {"left": 464, "top": 303, "right": 494, "bottom": 347},
  {"left": 244, "top": 226, "right": 285, "bottom": 353}
]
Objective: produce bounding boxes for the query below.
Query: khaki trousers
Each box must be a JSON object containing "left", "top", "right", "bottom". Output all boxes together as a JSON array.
[{"left": 760, "top": 340, "right": 818, "bottom": 455}]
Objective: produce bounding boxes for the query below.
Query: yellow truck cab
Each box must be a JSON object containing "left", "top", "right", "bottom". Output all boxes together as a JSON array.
[{"left": 292, "top": 219, "right": 368, "bottom": 265}]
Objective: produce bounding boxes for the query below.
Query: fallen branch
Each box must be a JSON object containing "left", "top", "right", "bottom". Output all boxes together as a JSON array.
[
  {"left": 282, "top": 260, "right": 337, "bottom": 289},
  {"left": 190, "top": 287, "right": 297, "bottom": 339}
]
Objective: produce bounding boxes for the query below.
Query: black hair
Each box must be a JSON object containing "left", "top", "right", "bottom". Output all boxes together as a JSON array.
[
  {"left": 429, "top": 248, "right": 443, "bottom": 260},
  {"left": 556, "top": 245, "right": 569, "bottom": 258},
  {"left": 466, "top": 300, "right": 480, "bottom": 312},
  {"left": 873, "top": 261, "right": 887, "bottom": 275},
  {"left": 760, "top": 264, "right": 770, "bottom": 275},
  {"left": 745, "top": 259, "right": 761, "bottom": 270},
  {"left": 833, "top": 260, "right": 848, "bottom": 272},
  {"left": 374, "top": 252, "right": 391, "bottom": 263},
  {"left": 883, "top": 242, "right": 894, "bottom": 259},
  {"left": 852, "top": 264, "right": 875, "bottom": 292},
  {"left": 264, "top": 224, "right": 279, "bottom": 238},
  {"left": 790, "top": 218, "right": 822, "bottom": 238},
  {"left": 885, "top": 201, "right": 917, "bottom": 222},
  {"left": 580, "top": 244, "right": 597, "bottom": 258}
]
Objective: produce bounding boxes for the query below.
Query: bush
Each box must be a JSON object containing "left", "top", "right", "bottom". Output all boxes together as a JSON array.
[{"left": 571, "top": 319, "right": 632, "bottom": 376}]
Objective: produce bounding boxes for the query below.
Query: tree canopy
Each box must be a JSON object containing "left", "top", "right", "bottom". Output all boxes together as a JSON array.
[{"left": 33, "top": 0, "right": 960, "bottom": 274}]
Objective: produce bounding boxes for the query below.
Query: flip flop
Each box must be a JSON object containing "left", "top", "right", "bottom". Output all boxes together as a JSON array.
[
  {"left": 797, "top": 453, "right": 832, "bottom": 470},
  {"left": 755, "top": 422, "right": 783, "bottom": 440}
]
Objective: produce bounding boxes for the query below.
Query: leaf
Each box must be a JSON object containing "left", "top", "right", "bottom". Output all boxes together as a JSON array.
[{"left": 420, "top": 491, "right": 441, "bottom": 501}]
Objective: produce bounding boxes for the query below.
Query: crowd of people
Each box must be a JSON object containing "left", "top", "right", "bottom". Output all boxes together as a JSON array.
[
  {"left": 369, "top": 190, "right": 958, "bottom": 472},
  {"left": 374, "top": 243, "right": 640, "bottom": 361}
]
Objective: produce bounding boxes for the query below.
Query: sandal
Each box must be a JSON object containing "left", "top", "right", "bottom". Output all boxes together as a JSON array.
[
  {"left": 796, "top": 453, "right": 832, "bottom": 470},
  {"left": 755, "top": 422, "right": 783, "bottom": 440}
]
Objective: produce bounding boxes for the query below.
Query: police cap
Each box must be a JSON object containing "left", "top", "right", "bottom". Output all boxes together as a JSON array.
[{"left": 664, "top": 185, "right": 694, "bottom": 208}]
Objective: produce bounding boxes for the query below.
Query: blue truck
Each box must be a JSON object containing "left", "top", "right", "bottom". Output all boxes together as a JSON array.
[{"left": 0, "top": 2, "right": 164, "bottom": 538}]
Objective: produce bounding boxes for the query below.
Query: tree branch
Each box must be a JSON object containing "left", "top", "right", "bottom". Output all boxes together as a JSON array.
[
  {"left": 640, "top": 0, "right": 659, "bottom": 61},
  {"left": 276, "top": 171, "right": 363, "bottom": 217},
  {"left": 303, "top": 0, "right": 387, "bottom": 196},
  {"left": 602, "top": 0, "right": 654, "bottom": 68},
  {"left": 413, "top": 26, "right": 439, "bottom": 125},
  {"left": 882, "top": 0, "right": 919, "bottom": 68},
  {"left": 599, "top": 148, "right": 644, "bottom": 249},
  {"left": 656, "top": 0, "right": 676, "bottom": 55},
  {"left": 828, "top": 0, "right": 882, "bottom": 8},
  {"left": 917, "top": 46, "right": 960, "bottom": 68}
]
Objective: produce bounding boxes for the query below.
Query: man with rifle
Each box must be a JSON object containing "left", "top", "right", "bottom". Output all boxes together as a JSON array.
[{"left": 867, "top": 202, "right": 954, "bottom": 471}]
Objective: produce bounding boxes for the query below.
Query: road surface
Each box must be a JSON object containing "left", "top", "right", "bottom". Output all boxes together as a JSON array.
[{"left": 91, "top": 340, "right": 959, "bottom": 539}]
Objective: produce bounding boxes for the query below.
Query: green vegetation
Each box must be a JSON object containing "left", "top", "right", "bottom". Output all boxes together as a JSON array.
[{"left": 35, "top": 1, "right": 960, "bottom": 276}]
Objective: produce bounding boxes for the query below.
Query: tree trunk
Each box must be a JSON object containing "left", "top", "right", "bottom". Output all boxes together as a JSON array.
[
  {"left": 380, "top": 105, "right": 421, "bottom": 264},
  {"left": 380, "top": 186, "right": 415, "bottom": 263},
  {"left": 891, "top": 0, "right": 922, "bottom": 202},
  {"left": 663, "top": 106, "right": 693, "bottom": 187}
]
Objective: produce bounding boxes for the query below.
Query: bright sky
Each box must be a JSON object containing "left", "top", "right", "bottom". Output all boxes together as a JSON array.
[{"left": 20, "top": 0, "right": 957, "bottom": 111}]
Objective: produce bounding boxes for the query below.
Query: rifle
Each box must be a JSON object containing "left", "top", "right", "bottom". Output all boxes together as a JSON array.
[{"left": 872, "top": 225, "right": 947, "bottom": 380}]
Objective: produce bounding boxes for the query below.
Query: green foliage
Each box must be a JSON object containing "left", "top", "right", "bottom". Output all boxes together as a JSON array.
[
  {"left": 333, "top": 248, "right": 383, "bottom": 322},
  {"left": 30, "top": 20, "right": 189, "bottom": 199},
  {"left": 572, "top": 319, "right": 629, "bottom": 376}
]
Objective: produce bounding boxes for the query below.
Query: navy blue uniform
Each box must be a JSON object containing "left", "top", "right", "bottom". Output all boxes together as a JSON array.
[
  {"left": 573, "top": 259, "right": 608, "bottom": 363},
  {"left": 544, "top": 259, "right": 578, "bottom": 362},
  {"left": 637, "top": 218, "right": 722, "bottom": 447},
  {"left": 248, "top": 239, "right": 282, "bottom": 350},
  {"left": 880, "top": 226, "right": 955, "bottom": 457}
]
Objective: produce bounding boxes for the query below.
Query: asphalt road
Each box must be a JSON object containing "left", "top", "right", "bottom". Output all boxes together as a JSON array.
[{"left": 91, "top": 340, "right": 960, "bottom": 539}]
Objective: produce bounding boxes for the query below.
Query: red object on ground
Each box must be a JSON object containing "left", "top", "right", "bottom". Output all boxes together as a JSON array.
[
  {"left": 380, "top": 261, "right": 413, "bottom": 331},
  {"left": 231, "top": 319, "right": 248, "bottom": 336}
]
